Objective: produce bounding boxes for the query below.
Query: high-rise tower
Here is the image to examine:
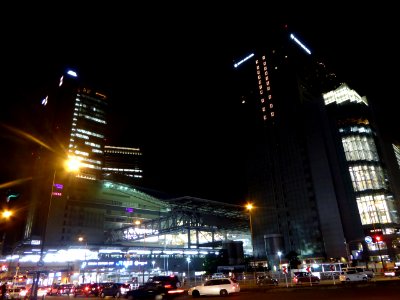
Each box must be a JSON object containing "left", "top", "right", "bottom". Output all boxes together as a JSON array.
[
  {"left": 103, "top": 145, "right": 143, "bottom": 184},
  {"left": 235, "top": 26, "right": 400, "bottom": 268},
  {"left": 234, "top": 27, "right": 365, "bottom": 266},
  {"left": 24, "top": 69, "right": 108, "bottom": 242},
  {"left": 323, "top": 83, "right": 400, "bottom": 264}
]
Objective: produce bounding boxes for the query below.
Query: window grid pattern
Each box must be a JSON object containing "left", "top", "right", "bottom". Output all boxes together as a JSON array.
[
  {"left": 357, "top": 194, "right": 392, "bottom": 224},
  {"left": 342, "top": 135, "right": 378, "bottom": 162},
  {"left": 348, "top": 164, "right": 386, "bottom": 192},
  {"left": 393, "top": 144, "right": 400, "bottom": 168}
]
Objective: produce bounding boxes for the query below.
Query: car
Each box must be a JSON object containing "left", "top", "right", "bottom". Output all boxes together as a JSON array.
[
  {"left": 73, "top": 283, "right": 102, "bottom": 297},
  {"left": 25, "top": 286, "right": 48, "bottom": 298},
  {"left": 48, "top": 284, "right": 61, "bottom": 296},
  {"left": 187, "top": 278, "right": 240, "bottom": 297},
  {"left": 342, "top": 267, "right": 374, "bottom": 279},
  {"left": 383, "top": 267, "right": 400, "bottom": 277},
  {"left": 124, "top": 275, "right": 184, "bottom": 300},
  {"left": 100, "top": 283, "right": 130, "bottom": 298},
  {"left": 292, "top": 272, "right": 320, "bottom": 284},
  {"left": 256, "top": 274, "right": 278, "bottom": 286},
  {"left": 339, "top": 270, "right": 369, "bottom": 283},
  {"left": 5, "top": 287, "right": 27, "bottom": 299},
  {"left": 58, "top": 283, "right": 75, "bottom": 295},
  {"left": 210, "top": 273, "right": 225, "bottom": 279}
]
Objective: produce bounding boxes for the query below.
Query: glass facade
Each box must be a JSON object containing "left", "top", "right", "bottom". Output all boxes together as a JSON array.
[
  {"left": 67, "top": 88, "right": 108, "bottom": 181},
  {"left": 323, "top": 84, "right": 398, "bottom": 226}
]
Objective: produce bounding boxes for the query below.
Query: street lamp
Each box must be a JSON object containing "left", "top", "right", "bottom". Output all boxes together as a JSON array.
[
  {"left": 78, "top": 236, "right": 88, "bottom": 283},
  {"left": 1, "top": 209, "right": 13, "bottom": 257},
  {"left": 277, "top": 251, "right": 282, "bottom": 269},
  {"left": 152, "top": 260, "right": 155, "bottom": 270},
  {"left": 245, "top": 203, "right": 254, "bottom": 258},
  {"left": 32, "top": 156, "right": 80, "bottom": 300},
  {"left": 186, "top": 257, "right": 191, "bottom": 286},
  {"left": 1, "top": 210, "right": 12, "bottom": 219}
]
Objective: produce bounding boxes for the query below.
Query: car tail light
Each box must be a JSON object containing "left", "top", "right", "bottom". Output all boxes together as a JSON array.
[
  {"left": 168, "top": 289, "right": 184, "bottom": 294},
  {"left": 385, "top": 271, "right": 395, "bottom": 276},
  {"left": 164, "top": 284, "right": 172, "bottom": 289}
]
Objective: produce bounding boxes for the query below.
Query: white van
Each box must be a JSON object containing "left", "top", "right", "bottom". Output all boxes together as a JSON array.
[{"left": 342, "top": 267, "right": 374, "bottom": 278}]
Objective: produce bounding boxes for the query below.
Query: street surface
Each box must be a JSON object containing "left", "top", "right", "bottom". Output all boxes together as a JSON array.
[{"left": 42, "top": 278, "right": 400, "bottom": 300}]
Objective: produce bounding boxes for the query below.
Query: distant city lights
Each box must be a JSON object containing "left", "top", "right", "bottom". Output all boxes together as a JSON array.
[
  {"left": 290, "top": 33, "right": 311, "bottom": 55},
  {"left": 234, "top": 53, "right": 255, "bottom": 68}
]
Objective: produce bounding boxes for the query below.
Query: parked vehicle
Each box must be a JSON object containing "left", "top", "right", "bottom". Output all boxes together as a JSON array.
[
  {"left": 292, "top": 272, "right": 320, "bottom": 284},
  {"left": 210, "top": 273, "right": 225, "bottom": 279},
  {"left": 5, "top": 287, "right": 27, "bottom": 299},
  {"left": 339, "top": 270, "right": 369, "bottom": 283},
  {"left": 342, "top": 267, "right": 374, "bottom": 278},
  {"left": 48, "top": 284, "right": 61, "bottom": 296},
  {"left": 100, "top": 283, "right": 130, "bottom": 298},
  {"left": 256, "top": 275, "right": 278, "bottom": 286},
  {"left": 73, "top": 283, "right": 102, "bottom": 297},
  {"left": 25, "top": 286, "right": 48, "bottom": 298},
  {"left": 187, "top": 278, "right": 240, "bottom": 297},
  {"left": 58, "top": 283, "right": 75, "bottom": 295},
  {"left": 383, "top": 267, "right": 400, "bottom": 277},
  {"left": 124, "top": 275, "right": 184, "bottom": 300}
]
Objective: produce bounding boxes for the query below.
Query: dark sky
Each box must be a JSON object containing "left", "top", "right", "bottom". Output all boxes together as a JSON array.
[{"left": 1, "top": 6, "right": 399, "bottom": 205}]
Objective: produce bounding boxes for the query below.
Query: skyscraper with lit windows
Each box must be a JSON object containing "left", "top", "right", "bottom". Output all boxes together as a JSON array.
[
  {"left": 103, "top": 145, "right": 143, "bottom": 184},
  {"left": 323, "top": 83, "right": 400, "bottom": 264},
  {"left": 24, "top": 69, "right": 108, "bottom": 241},
  {"left": 51, "top": 70, "right": 108, "bottom": 181},
  {"left": 234, "top": 25, "right": 400, "bottom": 268}
]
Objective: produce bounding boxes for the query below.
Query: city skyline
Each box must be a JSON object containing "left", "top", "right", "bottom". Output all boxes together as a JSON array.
[{"left": 1, "top": 10, "right": 399, "bottom": 205}]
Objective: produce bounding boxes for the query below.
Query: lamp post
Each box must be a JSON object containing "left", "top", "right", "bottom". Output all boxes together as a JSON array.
[
  {"left": 32, "top": 157, "right": 80, "bottom": 300},
  {"left": 78, "top": 236, "right": 88, "bottom": 283},
  {"left": 277, "top": 251, "right": 282, "bottom": 270},
  {"left": 245, "top": 203, "right": 254, "bottom": 261},
  {"left": 368, "top": 204, "right": 385, "bottom": 271},
  {"left": 186, "top": 257, "right": 191, "bottom": 286},
  {"left": 1, "top": 209, "right": 13, "bottom": 255},
  {"left": 277, "top": 251, "right": 282, "bottom": 281}
]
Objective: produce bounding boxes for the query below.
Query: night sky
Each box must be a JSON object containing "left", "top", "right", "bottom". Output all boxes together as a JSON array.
[{"left": 1, "top": 6, "right": 400, "bottom": 206}]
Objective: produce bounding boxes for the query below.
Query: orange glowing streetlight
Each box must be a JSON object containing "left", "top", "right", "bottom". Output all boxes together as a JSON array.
[
  {"left": 1, "top": 210, "right": 13, "bottom": 219},
  {"left": 32, "top": 157, "right": 81, "bottom": 300},
  {"left": 65, "top": 156, "right": 81, "bottom": 172},
  {"left": 246, "top": 203, "right": 254, "bottom": 257}
]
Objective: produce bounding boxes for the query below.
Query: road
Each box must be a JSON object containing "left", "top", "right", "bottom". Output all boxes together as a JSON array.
[{"left": 42, "top": 279, "right": 400, "bottom": 300}]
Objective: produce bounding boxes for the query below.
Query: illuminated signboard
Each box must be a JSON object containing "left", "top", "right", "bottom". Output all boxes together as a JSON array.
[
  {"left": 52, "top": 183, "right": 64, "bottom": 197},
  {"left": 290, "top": 34, "right": 311, "bottom": 55}
]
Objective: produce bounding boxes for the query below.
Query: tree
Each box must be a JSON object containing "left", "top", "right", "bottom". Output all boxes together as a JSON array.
[
  {"left": 202, "top": 250, "right": 229, "bottom": 274},
  {"left": 285, "top": 251, "right": 301, "bottom": 269}
]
